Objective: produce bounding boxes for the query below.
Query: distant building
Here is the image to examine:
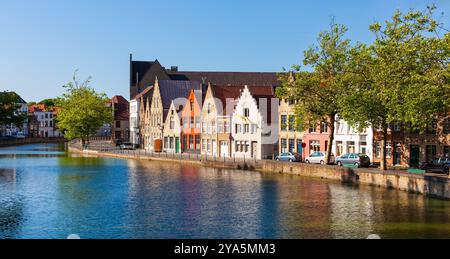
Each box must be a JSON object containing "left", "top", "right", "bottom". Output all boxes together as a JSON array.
[
  {"left": 0, "top": 92, "right": 28, "bottom": 137},
  {"left": 28, "top": 104, "right": 63, "bottom": 138},
  {"left": 110, "top": 96, "right": 129, "bottom": 141}
]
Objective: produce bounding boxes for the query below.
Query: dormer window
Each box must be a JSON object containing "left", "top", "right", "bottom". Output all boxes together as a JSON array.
[{"left": 207, "top": 103, "right": 211, "bottom": 114}]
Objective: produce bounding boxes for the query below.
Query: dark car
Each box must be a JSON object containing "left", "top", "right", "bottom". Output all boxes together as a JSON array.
[
  {"left": 419, "top": 158, "right": 450, "bottom": 175},
  {"left": 336, "top": 153, "right": 371, "bottom": 168}
]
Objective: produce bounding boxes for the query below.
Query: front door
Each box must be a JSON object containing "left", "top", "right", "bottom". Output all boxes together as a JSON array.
[
  {"left": 394, "top": 142, "right": 402, "bottom": 165},
  {"left": 409, "top": 145, "right": 420, "bottom": 167},
  {"left": 175, "top": 137, "right": 180, "bottom": 153},
  {"left": 220, "top": 141, "right": 228, "bottom": 157}
]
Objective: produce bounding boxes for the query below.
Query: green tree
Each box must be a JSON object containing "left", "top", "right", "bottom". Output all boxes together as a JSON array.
[
  {"left": 277, "top": 21, "right": 351, "bottom": 164},
  {"left": 39, "top": 98, "right": 56, "bottom": 108},
  {"left": 56, "top": 74, "right": 113, "bottom": 143},
  {"left": 339, "top": 6, "right": 449, "bottom": 170},
  {"left": 0, "top": 91, "right": 27, "bottom": 129}
]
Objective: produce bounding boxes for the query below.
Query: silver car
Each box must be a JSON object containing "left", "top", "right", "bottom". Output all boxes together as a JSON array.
[{"left": 305, "top": 151, "right": 335, "bottom": 165}]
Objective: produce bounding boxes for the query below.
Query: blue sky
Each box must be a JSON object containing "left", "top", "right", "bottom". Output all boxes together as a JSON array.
[{"left": 1, "top": 0, "right": 449, "bottom": 102}]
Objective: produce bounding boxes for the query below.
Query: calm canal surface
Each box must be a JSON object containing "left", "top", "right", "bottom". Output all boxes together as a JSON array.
[{"left": 0, "top": 143, "right": 449, "bottom": 239}]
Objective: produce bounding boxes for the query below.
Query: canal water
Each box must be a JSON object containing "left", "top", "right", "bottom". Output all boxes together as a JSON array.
[{"left": 0, "top": 143, "right": 449, "bottom": 239}]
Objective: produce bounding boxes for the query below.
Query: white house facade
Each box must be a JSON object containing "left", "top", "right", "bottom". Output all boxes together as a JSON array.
[
  {"left": 129, "top": 99, "right": 140, "bottom": 146},
  {"left": 163, "top": 101, "right": 182, "bottom": 153},
  {"left": 332, "top": 116, "right": 374, "bottom": 161},
  {"left": 231, "top": 86, "right": 277, "bottom": 160}
]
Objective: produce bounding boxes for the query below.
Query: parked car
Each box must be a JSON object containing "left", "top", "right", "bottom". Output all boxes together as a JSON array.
[
  {"left": 276, "top": 152, "right": 301, "bottom": 162},
  {"left": 120, "top": 142, "right": 135, "bottom": 150},
  {"left": 336, "top": 153, "right": 371, "bottom": 168},
  {"left": 305, "top": 151, "right": 335, "bottom": 165},
  {"left": 419, "top": 158, "right": 450, "bottom": 175}
]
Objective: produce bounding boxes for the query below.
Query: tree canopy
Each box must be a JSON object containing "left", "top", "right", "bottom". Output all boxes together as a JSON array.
[
  {"left": 0, "top": 91, "right": 27, "bottom": 128},
  {"left": 56, "top": 74, "right": 113, "bottom": 142}
]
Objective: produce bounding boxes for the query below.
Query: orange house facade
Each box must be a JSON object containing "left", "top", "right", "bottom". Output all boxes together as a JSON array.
[{"left": 181, "top": 89, "right": 203, "bottom": 153}]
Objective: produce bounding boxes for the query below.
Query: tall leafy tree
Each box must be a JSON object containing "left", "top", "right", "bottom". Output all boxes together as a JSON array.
[
  {"left": 0, "top": 91, "right": 27, "bottom": 129},
  {"left": 56, "top": 74, "right": 113, "bottom": 143},
  {"left": 340, "top": 6, "right": 449, "bottom": 170},
  {"left": 277, "top": 21, "right": 351, "bottom": 164}
]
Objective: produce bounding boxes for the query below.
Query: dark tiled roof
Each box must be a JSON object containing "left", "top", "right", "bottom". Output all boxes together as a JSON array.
[
  {"left": 131, "top": 61, "right": 155, "bottom": 86},
  {"left": 168, "top": 71, "right": 280, "bottom": 87},
  {"left": 159, "top": 80, "right": 201, "bottom": 110}
]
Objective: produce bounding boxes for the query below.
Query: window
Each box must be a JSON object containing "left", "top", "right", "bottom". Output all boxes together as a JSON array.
[
  {"left": 444, "top": 119, "right": 450, "bottom": 134},
  {"left": 289, "top": 139, "right": 295, "bottom": 153},
  {"left": 426, "top": 145, "right": 437, "bottom": 162},
  {"left": 218, "top": 122, "right": 224, "bottom": 133},
  {"left": 444, "top": 146, "right": 450, "bottom": 159},
  {"left": 309, "top": 124, "right": 317, "bottom": 133},
  {"left": 244, "top": 108, "right": 250, "bottom": 117},
  {"left": 245, "top": 142, "right": 250, "bottom": 153},
  {"left": 169, "top": 137, "right": 174, "bottom": 149},
  {"left": 360, "top": 141, "right": 367, "bottom": 155},
  {"left": 207, "top": 139, "right": 211, "bottom": 152},
  {"left": 426, "top": 121, "right": 437, "bottom": 134},
  {"left": 190, "top": 100, "right": 194, "bottom": 111},
  {"left": 195, "top": 135, "right": 200, "bottom": 150},
  {"left": 195, "top": 117, "right": 200, "bottom": 129},
  {"left": 310, "top": 140, "right": 320, "bottom": 153},
  {"left": 281, "top": 138, "right": 287, "bottom": 153},
  {"left": 169, "top": 117, "right": 174, "bottom": 129},
  {"left": 164, "top": 137, "right": 168, "bottom": 149},
  {"left": 281, "top": 115, "right": 287, "bottom": 131},
  {"left": 376, "top": 142, "right": 381, "bottom": 158},
  {"left": 49, "top": 121, "right": 53, "bottom": 127},
  {"left": 45, "top": 114, "right": 48, "bottom": 119},
  {"left": 202, "top": 122, "right": 207, "bottom": 133},
  {"left": 244, "top": 124, "right": 250, "bottom": 133},
  {"left": 189, "top": 136, "right": 194, "bottom": 150},
  {"left": 202, "top": 139, "right": 206, "bottom": 151},
  {"left": 183, "top": 117, "right": 188, "bottom": 129},
  {"left": 393, "top": 121, "right": 401, "bottom": 132},
  {"left": 190, "top": 117, "right": 194, "bottom": 129},
  {"left": 320, "top": 122, "right": 328, "bottom": 133},
  {"left": 336, "top": 141, "right": 343, "bottom": 156},
  {"left": 235, "top": 124, "right": 242, "bottom": 134},
  {"left": 211, "top": 121, "right": 216, "bottom": 134},
  {"left": 386, "top": 141, "right": 392, "bottom": 158},
  {"left": 235, "top": 141, "right": 240, "bottom": 152},
  {"left": 289, "top": 116, "right": 295, "bottom": 132},
  {"left": 224, "top": 120, "right": 230, "bottom": 133},
  {"left": 347, "top": 141, "right": 356, "bottom": 154},
  {"left": 207, "top": 103, "right": 211, "bottom": 114}
]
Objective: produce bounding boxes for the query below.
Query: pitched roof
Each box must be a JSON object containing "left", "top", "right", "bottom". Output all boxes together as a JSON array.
[
  {"left": 159, "top": 80, "right": 201, "bottom": 110},
  {"left": 110, "top": 95, "right": 129, "bottom": 121},
  {"left": 131, "top": 60, "right": 155, "bottom": 86},
  {"left": 0, "top": 91, "right": 26, "bottom": 104},
  {"left": 168, "top": 71, "right": 280, "bottom": 87},
  {"left": 210, "top": 85, "right": 275, "bottom": 116}
]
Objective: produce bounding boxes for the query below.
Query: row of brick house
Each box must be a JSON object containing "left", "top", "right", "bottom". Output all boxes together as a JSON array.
[{"left": 128, "top": 57, "right": 450, "bottom": 167}]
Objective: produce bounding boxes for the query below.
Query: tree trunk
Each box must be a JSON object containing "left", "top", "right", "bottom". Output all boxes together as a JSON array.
[
  {"left": 380, "top": 124, "right": 388, "bottom": 171},
  {"left": 326, "top": 114, "right": 336, "bottom": 165}
]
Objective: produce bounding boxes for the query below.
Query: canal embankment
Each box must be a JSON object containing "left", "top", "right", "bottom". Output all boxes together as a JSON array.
[
  {"left": 68, "top": 145, "right": 450, "bottom": 200},
  {"left": 0, "top": 137, "right": 66, "bottom": 147}
]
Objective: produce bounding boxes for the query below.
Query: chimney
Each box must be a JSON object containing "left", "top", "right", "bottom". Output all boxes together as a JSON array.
[{"left": 170, "top": 66, "right": 178, "bottom": 72}]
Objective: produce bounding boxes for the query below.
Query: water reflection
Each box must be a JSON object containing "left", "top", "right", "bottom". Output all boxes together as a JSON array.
[{"left": 1, "top": 143, "right": 450, "bottom": 239}]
